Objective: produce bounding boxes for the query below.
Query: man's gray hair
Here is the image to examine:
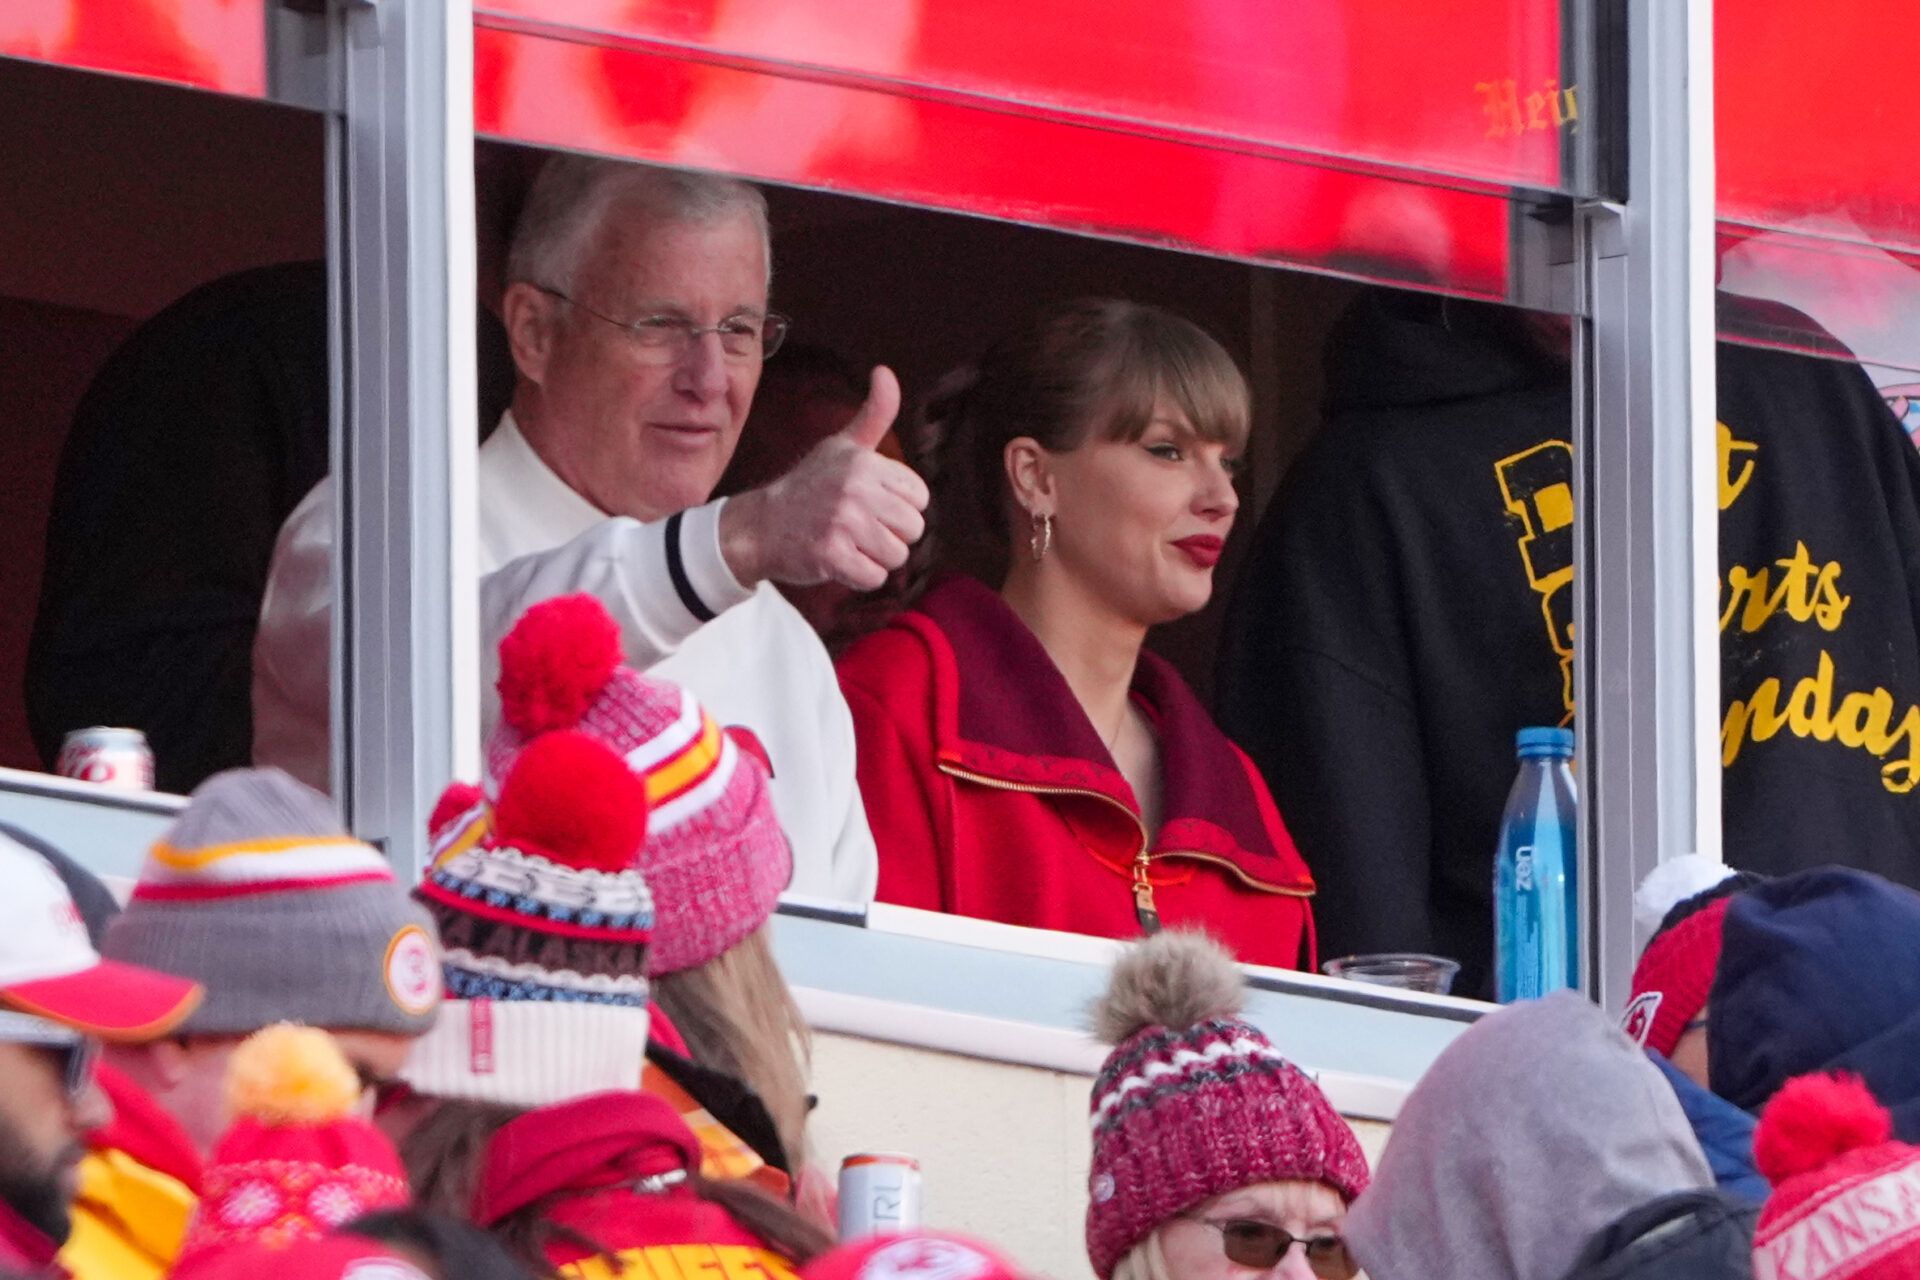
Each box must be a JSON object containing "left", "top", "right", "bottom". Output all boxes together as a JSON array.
[{"left": 505, "top": 155, "right": 771, "bottom": 293}]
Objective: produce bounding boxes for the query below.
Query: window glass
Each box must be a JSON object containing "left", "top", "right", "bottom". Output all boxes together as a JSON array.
[{"left": 1, "top": 57, "right": 327, "bottom": 797}]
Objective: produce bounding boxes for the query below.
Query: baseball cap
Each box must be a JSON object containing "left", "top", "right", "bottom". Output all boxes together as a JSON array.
[{"left": 0, "top": 832, "right": 202, "bottom": 1040}]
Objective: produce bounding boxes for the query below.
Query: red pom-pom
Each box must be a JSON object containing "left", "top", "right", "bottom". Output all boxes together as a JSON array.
[
  {"left": 1755, "top": 1072, "right": 1893, "bottom": 1185},
  {"left": 428, "top": 782, "right": 486, "bottom": 837},
  {"left": 492, "top": 732, "right": 649, "bottom": 871},
  {"left": 496, "top": 595, "right": 623, "bottom": 735}
]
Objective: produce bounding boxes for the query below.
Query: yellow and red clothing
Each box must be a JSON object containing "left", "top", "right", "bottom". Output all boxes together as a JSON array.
[
  {"left": 61, "top": 1065, "right": 201, "bottom": 1280},
  {"left": 474, "top": 1091, "right": 801, "bottom": 1280}
]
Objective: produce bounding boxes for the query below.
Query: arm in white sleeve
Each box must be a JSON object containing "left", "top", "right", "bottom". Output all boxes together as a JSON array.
[
  {"left": 252, "top": 481, "right": 337, "bottom": 793},
  {"left": 478, "top": 499, "right": 754, "bottom": 734},
  {"left": 821, "top": 688, "right": 881, "bottom": 904}
]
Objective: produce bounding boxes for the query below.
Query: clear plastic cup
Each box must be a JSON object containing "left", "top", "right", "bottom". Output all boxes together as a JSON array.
[{"left": 1322, "top": 952, "right": 1462, "bottom": 995}]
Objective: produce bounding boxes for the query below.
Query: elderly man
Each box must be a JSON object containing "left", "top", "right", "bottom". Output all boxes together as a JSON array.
[
  {"left": 253, "top": 159, "right": 922, "bottom": 903},
  {"left": 0, "top": 832, "right": 202, "bottom": 1280}
]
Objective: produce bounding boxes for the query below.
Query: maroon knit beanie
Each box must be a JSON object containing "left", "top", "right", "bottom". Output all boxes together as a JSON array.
[{"left": 1084, "top": 931, "right": 1369, "bottom": 1280}]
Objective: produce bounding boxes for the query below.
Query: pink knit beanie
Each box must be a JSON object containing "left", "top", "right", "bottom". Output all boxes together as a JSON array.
[
  {"left": 486, "top": 594, "right": 790, "bottom": 976},
  {"left": 1084, "top": 931, "right": 1370, "bottom": 1280}
]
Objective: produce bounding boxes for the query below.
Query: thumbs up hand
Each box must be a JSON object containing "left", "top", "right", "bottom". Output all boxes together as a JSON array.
[{"left": 719, "top": 366, "right": 930, "bottom": 591}]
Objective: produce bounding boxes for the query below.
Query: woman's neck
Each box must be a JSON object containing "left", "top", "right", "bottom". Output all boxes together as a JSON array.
[{"left": 999, "top": 562, "right": 1147, "bottom": 743}]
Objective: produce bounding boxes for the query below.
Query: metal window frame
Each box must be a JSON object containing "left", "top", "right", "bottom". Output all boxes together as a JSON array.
[
  {"left": 1575, "top": 0, "right": 1720, "bottom": 1009},
  {"left": 326, "top": 0, "right": 480, "bottom": 874}
]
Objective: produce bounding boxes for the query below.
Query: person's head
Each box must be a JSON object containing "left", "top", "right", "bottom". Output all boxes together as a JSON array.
[
  {"left": 1086, "top": 931, "right": 1368, "bottom": 1280},
  {"left": 916, "top": 298, "right": 1249, "bottom": 627},
  {"left": 1751, "top": 1071, "right": 1920, "bottom": 1280},
  {"left": 403, "top": 1089, "right": 830, "bottom": 1276},
  {"left": 1711, "top": 867, "right": 1920, "bottom": 1137},
  {"left": 805, "top": 1232, "right": 1031, "bottom": 1280},
  {"left": 0, "top": 832, "right": 202, "bottom": 1245},
  {"left": 345, "top": 1208, "right": 536, "bottom": 1280},
  {"left": 1621, "top": 856, "right": 1767, "bottom": 1087},
  {"left": 472, "top": 595, "right": 809, "bottom": 1166},
  {"left": 99, "top": 767, "right": 442, "bottom": 1153},
  {"left": 501, "top": 156, "right": 778, "bottom": 522},
  {"left": 1344, "top": 991, "right": 1712, "bottom": 1280},
  {"left": 403, "top": 728, "right": 658, "bottom": 1114},
  {"left": 171, "top": 1025, "right": 411, "bottom": 1279}
]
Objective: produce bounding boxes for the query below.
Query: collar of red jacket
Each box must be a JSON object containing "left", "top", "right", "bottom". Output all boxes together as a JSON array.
[
  {"left": 87, "top": 1062, "right": 203, "bottom": 1193},
  {"left": 912, "top": 577, "right": 1311, "bottom": 887},
  {"left": 0, "top": 1195, "right": 62, "bottom": 1278},
  {"left": 474, "top": 1091, "right": 702, "bottom": 1227}
]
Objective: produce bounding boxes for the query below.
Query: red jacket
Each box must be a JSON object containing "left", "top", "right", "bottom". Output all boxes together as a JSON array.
[
  {"left": 475, "top": 1092, "right": 800, "bottom": 1280},
  {"left": 837, "top": 577, "right": 1316, "bottom": 969}
]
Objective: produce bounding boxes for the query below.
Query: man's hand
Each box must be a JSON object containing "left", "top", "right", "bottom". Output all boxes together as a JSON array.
[{"left": 719, "top": 366, "right": 929, "bottom": 591}]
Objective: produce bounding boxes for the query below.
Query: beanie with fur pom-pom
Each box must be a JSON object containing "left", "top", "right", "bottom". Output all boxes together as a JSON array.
[
  {"left": 1752, "top": 1072, "right": 1920, "bottom": 1280},
  {"left": 1083, "top": 931, "right": 1369, "bottom": 1280},
  {"left": 172, "top": 1025, "right": 408, "bottom": 1276}
]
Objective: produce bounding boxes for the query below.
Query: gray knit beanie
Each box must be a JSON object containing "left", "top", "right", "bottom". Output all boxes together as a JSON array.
[{"left": 102, "top": 768, "right": 441, "bottom": 1036}]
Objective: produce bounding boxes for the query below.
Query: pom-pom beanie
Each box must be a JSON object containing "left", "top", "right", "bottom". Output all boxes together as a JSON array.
[
  {"left": 173, "top": 1025, "right": 410, "bottom": 1275},
  {"left": 102, "top": 768, "right": 441, "bottom": 1037},
  {"left": 481, "top": 593, "right": 790, "bottom": 976},
  {"left": 1752, "top": 1072, "right": 1920, "bottom": 1280},
  {"left": 405, "top": 729, "right": 657, "bottom": 1108},
  {"left": 1083, "top": 930, "right": 1368, "bottom": 1280},
  {"left": 1621, "top": 864, "right": 1766, "bottom": 1059}
]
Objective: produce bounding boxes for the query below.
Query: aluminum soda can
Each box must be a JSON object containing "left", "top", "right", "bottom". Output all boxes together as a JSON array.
[
  {"left": 837, "top": 1152, "right": 922, "bottom": 1239},
  {"left": 56, "top": 727, "right": 155, "bottom": 790}
]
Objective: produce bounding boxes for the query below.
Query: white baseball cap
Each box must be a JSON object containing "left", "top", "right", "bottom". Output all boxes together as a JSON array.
[{"left": 0, "top": 833, "right": 200, "bottom": 1040}]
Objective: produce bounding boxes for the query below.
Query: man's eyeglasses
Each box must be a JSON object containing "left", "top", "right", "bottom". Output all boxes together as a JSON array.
[
  {"left": 1181, "top": 1216, "right": 1357, "bottom": 1280},
  {"left": 0, "top": 1010, "right": 99, "bottom": 1103},
  {"left": 537, "top": 287, "right": 790, "bottom": 362}
]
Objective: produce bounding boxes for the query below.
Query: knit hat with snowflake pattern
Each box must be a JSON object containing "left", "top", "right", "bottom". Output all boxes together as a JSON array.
[
  {"left": 481, "top": 593, "right": 790, "bottom": 976},
  {"left": 172, "top": 1025, "right": 410, "bottom": 1277},
  {"left": 403, "top": 725, "right": 656, "bottom": 1109},
  {"left": 1084, "top": 930, "right": 1370, "bottom": 1280}
]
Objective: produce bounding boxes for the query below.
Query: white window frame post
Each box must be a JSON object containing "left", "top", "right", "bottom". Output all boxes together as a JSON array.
[
  {"left": 1575, "top": 0, "right": 1719, "bottom": 1008},
  {"left": 327, "top": 0, "right": 480, "bottom": 874}
]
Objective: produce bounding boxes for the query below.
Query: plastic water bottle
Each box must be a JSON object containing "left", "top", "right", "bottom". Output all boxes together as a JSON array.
[{"left": 1494, "top": 727, "right": 1579, "bottom": 1002}]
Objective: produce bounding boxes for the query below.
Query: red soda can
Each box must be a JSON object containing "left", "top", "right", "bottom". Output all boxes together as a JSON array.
[
  {"left": 56, "top": 727, "right": 155, "bottom": 790},
  {"left": 837, "top": 1152, "right": 923, "bottom": 1239}
]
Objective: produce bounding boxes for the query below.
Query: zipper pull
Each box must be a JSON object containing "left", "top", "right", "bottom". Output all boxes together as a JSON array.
[{"left": 1132, "top": 856, "right": 1162, "bottom": 934}]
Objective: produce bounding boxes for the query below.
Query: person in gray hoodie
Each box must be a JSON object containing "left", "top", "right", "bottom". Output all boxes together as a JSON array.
[{"left": 1345, "top": 991, "right": 1756, "bottom": 1280}]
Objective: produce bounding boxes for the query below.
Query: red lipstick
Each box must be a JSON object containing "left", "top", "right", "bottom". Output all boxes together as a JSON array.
[{"left": 1172, "top": 535, "right": 1224, "bottom": 568}]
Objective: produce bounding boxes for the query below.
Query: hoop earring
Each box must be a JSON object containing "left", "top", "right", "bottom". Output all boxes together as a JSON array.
[{"left": 1029, "top": 512, "right": 1054, "bottom": 562}]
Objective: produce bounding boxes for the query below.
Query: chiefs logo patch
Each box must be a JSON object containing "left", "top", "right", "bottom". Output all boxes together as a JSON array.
[{"left": 1620, "top": 991, "right": 1662, "bottom": 1049}]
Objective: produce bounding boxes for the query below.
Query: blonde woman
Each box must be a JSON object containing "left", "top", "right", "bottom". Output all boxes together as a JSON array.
[{"left": 1086, "top": 931, "right": 1369, "bottom": 1280}]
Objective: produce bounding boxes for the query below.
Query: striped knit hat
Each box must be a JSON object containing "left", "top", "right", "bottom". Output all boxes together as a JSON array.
[
  {"left": 1752, "top": 1072, "right": 1920, "bottom": 1280},
  {"left": 483, "top": 594, "right": 790, "bottom": 976},
  {"left": 102, "top": 769, "right": 441, "bottom": 1037},
  {"left": 1085, "top": 931, "right": 1369, "bottom": 1280},
  {"left": 404, "top": 729, "right": 656, "bottom": 1108}
]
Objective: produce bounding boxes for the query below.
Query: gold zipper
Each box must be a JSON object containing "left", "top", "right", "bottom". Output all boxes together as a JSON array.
[{"left": 936, "top": 762, "right": 1314, "bottom": 927}]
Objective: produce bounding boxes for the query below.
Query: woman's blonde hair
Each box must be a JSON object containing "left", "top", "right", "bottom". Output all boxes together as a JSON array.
[
  {"left": 1111, "top": 1228, "right": 1176, "bottom": 1280},
  {"left": 651, "top": 924, "right": 813, "bottom": 1172}
]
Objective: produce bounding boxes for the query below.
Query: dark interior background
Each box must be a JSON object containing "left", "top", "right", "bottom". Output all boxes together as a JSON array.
[{"left": 1, "top": 58, "right": 1366, "bottom": 779}]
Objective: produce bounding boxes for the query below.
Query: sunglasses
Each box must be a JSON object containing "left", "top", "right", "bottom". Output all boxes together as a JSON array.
[
  {"left": 43, "top": 1039, "right": 100, "bottom": 1103},
  {"left": 1182, "top": 1217, "right": 1357, "bottom": 1280}
]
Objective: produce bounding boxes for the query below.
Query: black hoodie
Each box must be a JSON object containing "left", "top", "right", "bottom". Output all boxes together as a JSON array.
[{"left": 1217, "top": 290, "right": 1920, "bottom": 996}]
